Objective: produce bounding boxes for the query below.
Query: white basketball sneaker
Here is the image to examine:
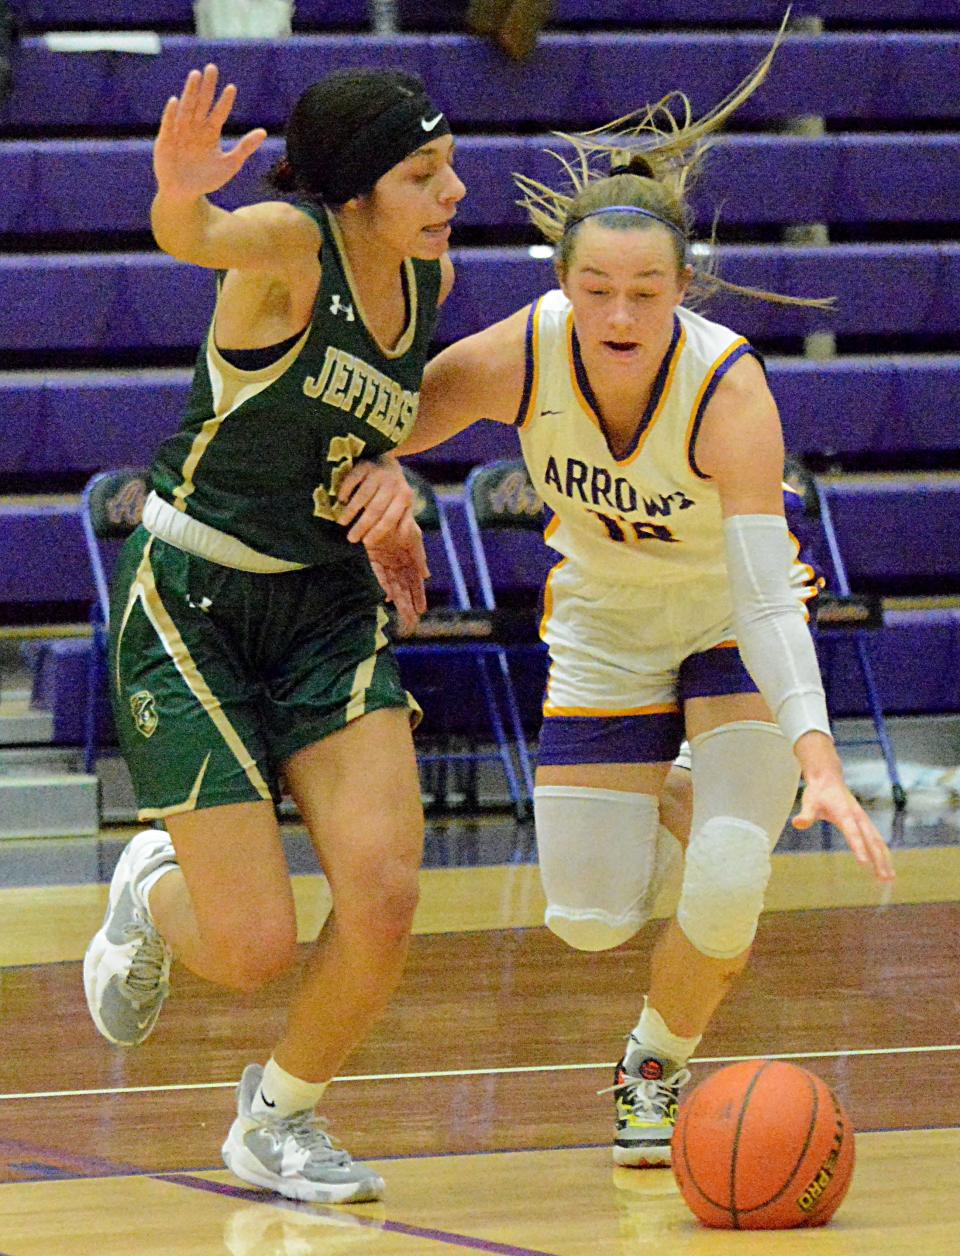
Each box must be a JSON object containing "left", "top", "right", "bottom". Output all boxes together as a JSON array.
[
  {"left": 222, "top": 1064, "right": 386, "bottom": 1204},
  {"left": 83, "top": 829, "right": 176, "bottom": 1046}
]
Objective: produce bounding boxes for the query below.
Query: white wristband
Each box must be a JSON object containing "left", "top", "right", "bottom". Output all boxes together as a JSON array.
[{"left": 723, "top": 514, "right": 832, "bottom": 747}]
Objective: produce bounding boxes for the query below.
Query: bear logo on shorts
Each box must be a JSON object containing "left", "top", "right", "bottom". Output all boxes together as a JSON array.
[{"left": 130, "top": 690, "right": 158, "bottom": 739}]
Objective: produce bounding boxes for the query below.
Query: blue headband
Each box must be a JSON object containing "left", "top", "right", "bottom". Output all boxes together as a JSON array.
[{"left": 564, "top": 204, "right": 687, "bottom": 248}]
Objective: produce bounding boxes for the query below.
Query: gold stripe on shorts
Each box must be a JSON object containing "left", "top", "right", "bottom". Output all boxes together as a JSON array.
[
  {"left": 117, "top": 538, "right": 272, "bottom": 803},
  {"left": 345, "top": 605, "right": 390, "bottom": 724}
]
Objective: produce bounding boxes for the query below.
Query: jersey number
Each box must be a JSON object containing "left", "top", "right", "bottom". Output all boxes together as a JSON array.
[
  {"left": 313, "top": 434, "right": 367, "bottom": 522},
  {"left": 588, "top": 510, "right": 677, "bottom": 544}
]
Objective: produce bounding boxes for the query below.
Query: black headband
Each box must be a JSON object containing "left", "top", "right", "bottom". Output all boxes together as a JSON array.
[{"left": 318, "top": 91, "right": 451, "bottom": 204}]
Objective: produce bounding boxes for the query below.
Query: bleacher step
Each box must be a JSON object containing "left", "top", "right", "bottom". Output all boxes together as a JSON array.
[
  {"left": 0, "top": 699, "right": 54, "bottom": 746},
  {"left": 0, "top": 772, "right": 98, "bottom": 838}
]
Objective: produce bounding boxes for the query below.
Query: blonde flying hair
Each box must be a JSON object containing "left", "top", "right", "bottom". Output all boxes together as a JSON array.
[{"left": 514, "top": 11, "right": 833, "bottom": 310}]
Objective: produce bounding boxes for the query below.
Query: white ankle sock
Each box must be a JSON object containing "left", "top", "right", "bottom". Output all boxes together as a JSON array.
[
  {"left": 626, "top": 996, "right": 701, "bottom": 1071},
  {"left": 250, "top": 1057, "right": 329, "bottom": 1119}
]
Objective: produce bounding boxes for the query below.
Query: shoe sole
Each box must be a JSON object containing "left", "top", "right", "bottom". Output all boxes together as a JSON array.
[
  {"left": 221, "top": 1141, "right": 385, "bottom": 1204},
  {"left": 613, "top": 1144, "right": 672, "bottom": 1168}
]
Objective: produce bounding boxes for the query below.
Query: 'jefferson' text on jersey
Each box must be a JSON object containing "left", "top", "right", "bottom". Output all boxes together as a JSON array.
[{"left": 150, "top": 205, "right": 441, "bottom": 566}]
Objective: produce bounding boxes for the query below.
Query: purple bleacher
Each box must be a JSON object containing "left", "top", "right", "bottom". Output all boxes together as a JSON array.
[
  {"left": 20, "top": 1, "right": 366, "bottom": 30},
  {"left": 0, "top": 501, "right": 89, "bottom": 604},
  {"left": 400, "top": 1, "right": 960, "bottom": 26},
  {"left": 0, "top": 370, "right": 184, "bottom": 475},
  {"left": 823, "top": 476, "right": 960, "bottom": 591},
  {"left": 27, "top": 637, "right": 112, "bottom": 745},
  {"left": 820, "top": 609, "right": 960, "bottom": 719},
  {"left": 3, "top": 245, "right": 959, "bottom": 352},
  {"left": 548, "top": 0, "right": 960, "bottom": 21},
  {"left": 3, "top": 34, "right": 957, "bottom": 134},
  {"left": 5, "top": 134, "right": 959, "bottom": 238},
  {"left": 3, "top": 357, "right": 958, "bottom": 479},
  {"left": 24, "top": 594, "right": 960, "bottom": 743}
]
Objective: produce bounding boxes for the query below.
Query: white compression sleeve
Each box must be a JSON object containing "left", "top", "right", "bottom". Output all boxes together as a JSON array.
[{"left": 724, "top": 514, "right": 832, "bottom": 747}]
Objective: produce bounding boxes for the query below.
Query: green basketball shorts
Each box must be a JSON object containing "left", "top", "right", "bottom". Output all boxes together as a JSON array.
[{"left": 109, "top": 528, "right": 418, "bottom": 821}]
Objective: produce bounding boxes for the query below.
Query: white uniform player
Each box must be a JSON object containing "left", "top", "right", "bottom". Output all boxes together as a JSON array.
[
  {"left": 518, "top": 290, "right": 813, "bottom": 771},
  {"left": 340, "top": 54, "right": 894, "bottom": 1172}
]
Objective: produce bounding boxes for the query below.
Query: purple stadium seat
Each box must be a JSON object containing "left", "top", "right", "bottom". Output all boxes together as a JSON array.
[
  {"left": 3, "top": 244, "right": 960, "bottom": 353},
  {"left": 4, "top": 34, "right": 957, "bottom": 134},
  {"left": 4, "top": 134, "right": 959, "bottom": 238}
]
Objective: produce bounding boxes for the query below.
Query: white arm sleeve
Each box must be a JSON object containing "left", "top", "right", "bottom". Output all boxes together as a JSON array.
[{"left": 724, "top": 514, "right": 832, "bottom": 747}]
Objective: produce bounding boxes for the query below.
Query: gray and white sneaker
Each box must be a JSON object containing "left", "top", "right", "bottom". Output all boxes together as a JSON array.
[
  {"left": 83, "top": 829, "right": 176, "bottom": 1046},
  {"left": 222, "top": 1064, "right": 386, "bottom": 1204}
]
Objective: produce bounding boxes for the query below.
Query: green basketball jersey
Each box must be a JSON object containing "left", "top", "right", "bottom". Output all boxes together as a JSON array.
[{"left": 150, "top": 203, "right": 442, "bottom": 565}]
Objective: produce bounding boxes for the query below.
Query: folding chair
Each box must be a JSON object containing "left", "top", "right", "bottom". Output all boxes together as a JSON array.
[
  {"left": 784, "top": 458, "right": 905, "bottom": 810},
  {"left": 80, "top": 467, "right": 149, "bottom": 773},
  {"left": 396, "top": 466, "right": 536, "bottom": 820},
  {"left": 461, "top": 459, "right": 555, "bottom": 808}
]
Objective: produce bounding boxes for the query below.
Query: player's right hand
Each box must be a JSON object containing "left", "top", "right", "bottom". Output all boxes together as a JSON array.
[{"left": 153, "top": 63, "right": 267, "bottom": 200}]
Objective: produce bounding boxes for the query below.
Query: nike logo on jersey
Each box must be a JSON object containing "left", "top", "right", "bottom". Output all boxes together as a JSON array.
[
  {"left": 540, "top": 409, "right": 562, "bottom": 416},
  {"left": 330, "top": 294, "right": 355, "bottom": 321},
  {"left": 421, "top": 113, "right": 444, "bottom": 131}
]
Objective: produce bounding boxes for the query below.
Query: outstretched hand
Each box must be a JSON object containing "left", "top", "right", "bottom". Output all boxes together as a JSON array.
[
  {"left": 792, "top": 775, "right": 895, "bottom": 882},
  {"left": 338, "top": 457, "right": 430, "bottom": 634},
  {"left": 365, "top": 514, "right": 429, "bottom": 635},
  {"left": 154, "top": 63, "right": 267, "bottom": 200}
]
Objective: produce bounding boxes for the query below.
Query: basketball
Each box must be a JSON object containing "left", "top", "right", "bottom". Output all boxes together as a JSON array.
[{"left": 671, "top": 1060, "right": 855, "bottom": 1230}]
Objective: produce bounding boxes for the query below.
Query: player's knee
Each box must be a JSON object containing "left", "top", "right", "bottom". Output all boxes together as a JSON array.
[
  {"left": 545, "top": 906, "right": 644, "bottom": 952},
  {"left": 340, "top": 859, "right": 420, "bottom": 948},
  {"left": 677, "top": 817, "right": 772, "bottom": 959},
  {"left": 215, "top": 916, "right": 300, "bottom": 991}
]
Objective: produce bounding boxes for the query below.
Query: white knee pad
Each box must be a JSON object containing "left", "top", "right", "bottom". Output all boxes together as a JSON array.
[
  {"left": 677, "top": 816, "right": 772, "bottom": 959},
  {"left": 534, "top": 786, "right": 673, "bottom": 951},
  {"left": 689, "top": 720, "right": 800, "bottom": 848},
  {"left": 676, "top": 721, "right": 799, "bottom": 960}
]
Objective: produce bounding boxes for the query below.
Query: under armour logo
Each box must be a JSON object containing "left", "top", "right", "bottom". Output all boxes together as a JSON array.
[
  {"left": 186, "top": 595, "right": 212, "bottom": 613},
  {"left": 420, "top": 113, "right": 444, "bottom": 132},
  {"left": 330, "top": 294, "right": 355, "bottom": 321}
]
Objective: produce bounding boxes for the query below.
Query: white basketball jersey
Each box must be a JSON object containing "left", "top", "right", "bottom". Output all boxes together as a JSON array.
[{"left": 516, "top": 290, "right": 756, "bottom": 586}]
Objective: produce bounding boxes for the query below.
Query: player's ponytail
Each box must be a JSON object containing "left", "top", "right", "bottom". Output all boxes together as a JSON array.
[{"left": 515, "top": 12, "right": 833, "bottom": 310}]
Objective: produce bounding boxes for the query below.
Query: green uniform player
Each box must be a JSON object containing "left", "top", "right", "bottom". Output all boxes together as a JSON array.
[
  {"left": 113, "top": 202, "right": 441, "bottom": 817},
  {"left": 84, "top": 63, "right": 466, "bottom": 1206}
]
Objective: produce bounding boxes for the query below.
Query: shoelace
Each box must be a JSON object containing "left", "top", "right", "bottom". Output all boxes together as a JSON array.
[
  {"left": 597, "top": 1067, "right": 691, "bottom": 1119},
  {"left": 119, "top": 918, "right": 170, "bottom": 1006},
  {"left": 267, "top": 1111, "right": 352, "bottom": 1167}
]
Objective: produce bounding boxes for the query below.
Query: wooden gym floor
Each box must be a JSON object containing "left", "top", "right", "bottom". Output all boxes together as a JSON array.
[{"left": 0, "top": 811, "right": 958, "bottom": 1255}]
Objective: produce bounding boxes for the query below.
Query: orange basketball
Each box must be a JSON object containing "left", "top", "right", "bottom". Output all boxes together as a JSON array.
[{"left": 671, "top": 1059, "right": 855, "bottom": 1230}]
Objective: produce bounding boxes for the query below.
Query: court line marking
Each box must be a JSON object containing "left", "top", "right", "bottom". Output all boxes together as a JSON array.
[
  {"left": 2, "top": 1126, "right": 956, "bottom": 1192},
  {"left": 0, "top": 1042, "right": 956, "bottom": 1102},
  {"left": 162, "top": 1172, "right": 555, "bottom": 1256}
]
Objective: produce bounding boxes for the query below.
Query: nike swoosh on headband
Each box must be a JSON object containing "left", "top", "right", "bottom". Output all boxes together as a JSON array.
[{"left": 421, "top": 113, "right": 444, "bottom": 131}]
